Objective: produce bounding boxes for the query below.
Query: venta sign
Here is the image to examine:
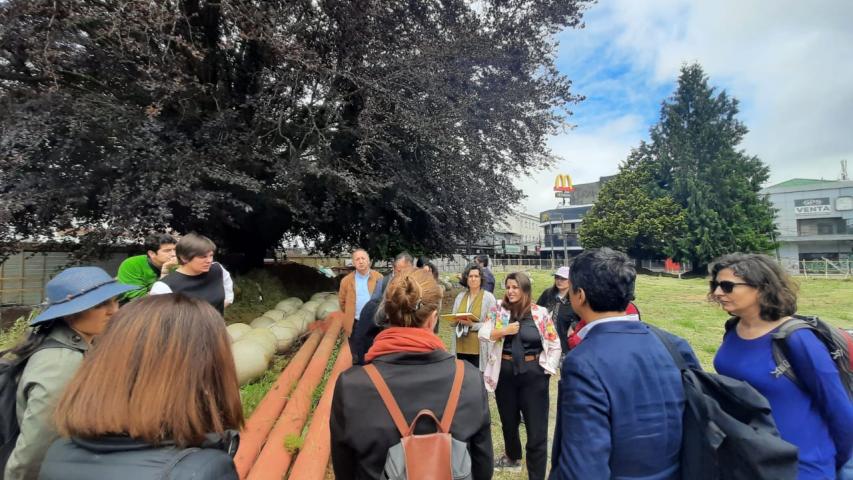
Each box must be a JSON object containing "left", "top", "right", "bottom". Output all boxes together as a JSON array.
[{"left": 794, "top": 198, "right": 832, "bottom": 215}]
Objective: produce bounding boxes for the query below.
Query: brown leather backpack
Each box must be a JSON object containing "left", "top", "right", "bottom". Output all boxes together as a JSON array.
[{"left": 364, "top": 360, "right": 472, "bottom": 480}]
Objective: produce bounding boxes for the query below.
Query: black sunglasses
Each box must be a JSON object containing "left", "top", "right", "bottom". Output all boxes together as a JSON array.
[{"left": 709, "top": 280, "right": 753, "bottom": 294}]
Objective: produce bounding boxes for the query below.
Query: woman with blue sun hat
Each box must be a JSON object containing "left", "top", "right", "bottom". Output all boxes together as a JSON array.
[{"left": 1, "top": 267, "right": 134, "bottom": 480}]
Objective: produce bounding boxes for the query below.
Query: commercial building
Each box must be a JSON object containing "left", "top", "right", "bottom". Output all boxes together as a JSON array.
[
  {"left": 563, "top": 175, "right": 615, "bottom": 205},
  {"left": 492, "top": 210, "right": 540, "bottom": 255},
  {"left": 537, "top": 175, "right": 614, "bottom": 259},
  {"left": 462, "top": 209, "right": 541, "bottom": 257},
  {"left": 539, "top": 204, "right": 593, "bottom": 260},
  {"left": 763, "top": 178, "right": 853, "bottom": 272}
]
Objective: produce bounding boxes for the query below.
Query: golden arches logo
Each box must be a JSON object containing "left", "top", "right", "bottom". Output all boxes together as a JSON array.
[{"left": 553, "top": 174, "right": 574, "bottom": 192}]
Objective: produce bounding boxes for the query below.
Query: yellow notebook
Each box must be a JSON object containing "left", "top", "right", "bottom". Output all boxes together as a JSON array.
[{"left": 440, "top": 313, "right": 477, "bottom": 322}]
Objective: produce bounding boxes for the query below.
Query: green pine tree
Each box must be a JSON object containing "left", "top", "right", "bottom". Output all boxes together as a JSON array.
[
  {"left": 652, "top": 64, "right": 776, "bottom": 270},
  {"left": 579, "top": 145, "right": 686, "bottom": 259},
  {"left": 581, "top": 63, "right": 776, "bottom": 270}
]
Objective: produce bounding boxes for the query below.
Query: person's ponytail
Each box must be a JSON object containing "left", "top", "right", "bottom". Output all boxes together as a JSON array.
[{"left": 384, "top": 269, "right": 441, "bottom": 328}]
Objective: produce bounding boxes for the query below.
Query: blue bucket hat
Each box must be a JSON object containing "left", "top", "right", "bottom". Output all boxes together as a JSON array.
[{"left": 31, "top": 267, "right": 136, "bottom": 326}]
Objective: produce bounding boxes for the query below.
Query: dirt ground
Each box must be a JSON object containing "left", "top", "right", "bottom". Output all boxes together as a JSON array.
[
  {"left": 264, "top": 262, "right": 338, "bottom": 300},
  {"left": 0, "top": 306, "right": 31, "bottom": 331}
]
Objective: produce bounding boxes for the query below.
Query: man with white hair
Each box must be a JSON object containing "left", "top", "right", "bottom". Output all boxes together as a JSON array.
[{"left": 338, "top": 248, "right": 383, "bottom": 336}]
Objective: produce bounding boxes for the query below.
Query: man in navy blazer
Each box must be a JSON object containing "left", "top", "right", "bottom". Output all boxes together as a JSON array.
[{"left": 550, "top": 248, "right": 700, "bottom": 480}]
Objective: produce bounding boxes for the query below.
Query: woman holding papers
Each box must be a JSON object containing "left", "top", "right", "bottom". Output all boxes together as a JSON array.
[{"left": 448, "top": 263, "right": 496, "bottom": 370}]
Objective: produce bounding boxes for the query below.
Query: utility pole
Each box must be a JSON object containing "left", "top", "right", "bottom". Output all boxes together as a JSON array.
[{"left": 550, "top": 230, "right": 555, "bottom": 270}]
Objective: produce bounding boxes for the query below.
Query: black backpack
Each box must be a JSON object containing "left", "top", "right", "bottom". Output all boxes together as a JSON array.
[
  {"left": 0, "top": 339, "right": 79, "bottom": 476},
  {"left": 649, "top": 326, "right": 799, "bottom": 480},
  {"left": 725, "top": 315, "right": 853, "bottom": 399}
]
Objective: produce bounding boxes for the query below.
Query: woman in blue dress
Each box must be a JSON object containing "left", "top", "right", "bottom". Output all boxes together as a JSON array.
[{"left": 711, "top": 253, "right": 853, "bottom": 479}]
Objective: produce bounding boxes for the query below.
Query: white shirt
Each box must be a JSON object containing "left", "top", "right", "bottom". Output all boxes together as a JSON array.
[{"left": 576, "top": 313, "right": 640, "bottom": 341}]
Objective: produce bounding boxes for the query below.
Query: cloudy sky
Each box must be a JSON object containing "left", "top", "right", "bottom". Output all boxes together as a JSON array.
[{"left": 518, "top": 0, "right": 853, "bottom": 214}]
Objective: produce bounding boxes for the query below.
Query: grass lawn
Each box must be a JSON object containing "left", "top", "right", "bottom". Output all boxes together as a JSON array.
[{"left": 437, "top": 270, "right": 853, "bottom": 479}]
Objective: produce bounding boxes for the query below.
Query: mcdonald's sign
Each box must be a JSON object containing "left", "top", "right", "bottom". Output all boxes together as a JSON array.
[{"left": 554, "top": 174, "right": 574, "bottom": 192}]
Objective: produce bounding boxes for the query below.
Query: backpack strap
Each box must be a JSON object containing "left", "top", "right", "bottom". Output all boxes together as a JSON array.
[
  {"left": 363, "top": 364, "right": 410, "bottom": 437},
  {"left": 439, "top": 361, "right": 465, "bottom": 433},
  {"left": 769, "top": 317, "right": 814, "bottom": 388},
  {"left": 364, "top": 360, "right": 466, "bottom": 436},
  {"left": 34, "top": 338, "right": 83, "bottom": 355},
  {"left": 723, "top": 316, "right": 740, "bottom": 335},
  {"left": 6, "top": 338, "right": 83, "bottom": 368}
]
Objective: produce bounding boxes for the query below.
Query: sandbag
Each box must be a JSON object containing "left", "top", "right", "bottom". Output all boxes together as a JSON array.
[
  {"left": 301, "top": 300, "right": 321, "bottom": 314},
  {"left": 274, "top": 302, "right": 297, "bottom": 315},
  {"left": 295, "top": 310, "right": 316, "bottom": 328},
  {"left": 226, "top": 323, "right": 252, "bottom": 343},
  {"left": 268, "top": 323, "right": 299, "bottom": 353},
  {"left": 275, "top": 319, "right": 303, "bottom": 336},
  {"left": 241, "top": 328, "right": 277, "bottom": 360},
  {"left": 316, "top": 301, "right": 340, "bottom": 320},
  {"left": 279, "top": 297, "right": 303, "bottom": 309},
  {"left": 231, "top": 340, "right": 270, "bottom": 385},
  {"left": 283, "top": 310, "right": 312, "bottom": 327},
  {"left": 250, "top": 316, "right": 276, "bottom": 329},
  {"left": 310, "top": 292, "right": 330, "bottom": 301},
  {"left": 262, "top": 309, "right": 285, "bottom": 322}
]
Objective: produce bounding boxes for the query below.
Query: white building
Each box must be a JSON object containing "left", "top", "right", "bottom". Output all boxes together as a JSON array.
[
  {"left": 763, "top": 178, "right": 853, "bottom": 273},
  {"left": 463, "top": 209, "right": 540, "bottom": 257}
]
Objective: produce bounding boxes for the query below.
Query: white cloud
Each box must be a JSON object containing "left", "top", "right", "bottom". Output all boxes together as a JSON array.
[
  {"left": 520, "top": 0, "right": 853, "bottom": 213},
  {"left": 517, "top": 114, "right": 646, "bottom": 214}
]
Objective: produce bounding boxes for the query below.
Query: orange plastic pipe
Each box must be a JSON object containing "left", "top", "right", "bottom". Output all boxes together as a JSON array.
[
  {"left": 287, "top": 341, "right": 352, "bottom": 479},
  {"left": 246, "top": 313, "right": 343, "bottom": 480},
  {"left": 234, "top": 329, "right": 323, "bottom": 479}
]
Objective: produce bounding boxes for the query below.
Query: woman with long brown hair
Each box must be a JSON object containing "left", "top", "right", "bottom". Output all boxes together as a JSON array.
[
  {"left": 39, "top": 294, "right": 244, "bottom": 479},
  {"left": 330, "top": 268, "right": 493, "bottom": 480},
  {"left": 479, "top": 271, "right": 560, "bottom": 479}
]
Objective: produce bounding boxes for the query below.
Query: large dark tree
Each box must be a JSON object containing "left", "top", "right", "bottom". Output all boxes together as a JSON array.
[
  {"left": 0, "top": 0, "right": 590, "bottom": 267},
  {"left": 580, "top": 64, "right": 776, "bottom": 270}
]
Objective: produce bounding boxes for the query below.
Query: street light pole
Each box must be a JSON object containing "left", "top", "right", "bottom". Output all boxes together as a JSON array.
[{"left": 550, "top": 225, "right": 555, "bottom": 270}]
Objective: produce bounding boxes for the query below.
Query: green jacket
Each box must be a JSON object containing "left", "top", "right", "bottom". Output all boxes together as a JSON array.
[
  {"left": 4, "top": 323, "right": 88, "bottom": 480},
  {"left": 116, "top": 255, "right": 160, "bottom": 300}
]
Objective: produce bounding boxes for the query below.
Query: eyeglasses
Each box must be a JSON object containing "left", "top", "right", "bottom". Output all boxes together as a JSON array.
[{"left": 709, "top": 280, "right": 753, "bottom": 294}]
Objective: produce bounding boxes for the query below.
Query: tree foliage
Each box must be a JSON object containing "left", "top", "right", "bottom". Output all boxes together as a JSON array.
[
  {"left": 0, "top": 0, "right": 590, "bottom": 266},
  {"left": 579, "top": 147, "right": 686, "bottom": 259},
  {"left": 580, "top": 64, "right": 776, "bottom": 269}
]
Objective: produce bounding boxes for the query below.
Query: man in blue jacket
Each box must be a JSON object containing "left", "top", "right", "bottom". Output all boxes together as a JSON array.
[{"left": 550, "top": 248, "right": 700, "bottom": 480}]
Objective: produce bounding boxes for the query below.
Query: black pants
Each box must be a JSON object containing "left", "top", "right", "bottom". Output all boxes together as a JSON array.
[
  {"left": 456, "top": 353, "right": 479, "bottom": 368},
  {"left": 495, "top": 358, "right": 550, "bottom": 480}
]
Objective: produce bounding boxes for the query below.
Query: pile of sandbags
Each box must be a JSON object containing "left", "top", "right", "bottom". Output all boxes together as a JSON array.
[{"left": 228, "top": 292, "right": 341, "bottom": 385}]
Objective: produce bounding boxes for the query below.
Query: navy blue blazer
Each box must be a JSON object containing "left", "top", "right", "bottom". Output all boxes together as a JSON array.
[{"left": 550, "top": 321, "right": 700, "bottom": 480}]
